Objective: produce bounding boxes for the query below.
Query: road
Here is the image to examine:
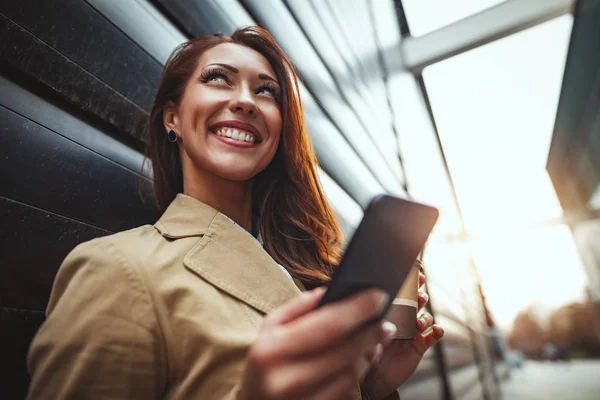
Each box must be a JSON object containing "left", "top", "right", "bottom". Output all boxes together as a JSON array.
[{"left": 501, "top": 359, "right": 600, "bottom": 400}]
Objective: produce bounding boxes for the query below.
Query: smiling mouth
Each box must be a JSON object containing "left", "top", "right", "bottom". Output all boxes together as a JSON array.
[
  {"left": 212, "top": 127, "right": 259, "bottom": 143},
  {"left": 209, "top": 128, "right": 262, "bottom": 148}
]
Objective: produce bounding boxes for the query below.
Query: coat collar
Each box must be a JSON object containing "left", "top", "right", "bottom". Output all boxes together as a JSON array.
[
  {"left": 154, "top": 193, "right": 218, "bottom": 239},
  {"left": 154, "top": 194, "right": 301, "bottom": 314}
]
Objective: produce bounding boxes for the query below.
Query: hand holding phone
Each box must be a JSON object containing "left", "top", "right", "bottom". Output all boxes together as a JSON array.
[{"left": 319, "top": 195, "right": 439, "bottom": 326}]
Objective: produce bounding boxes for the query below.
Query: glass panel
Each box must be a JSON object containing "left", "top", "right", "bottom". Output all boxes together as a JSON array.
[
  {"left": 387, "top": 72, "right": 463, "bottom": 236},
  {"left": 420, "top": 15, "right": 593, "bottom": 338},
  {"left": 401, "top": 0, "right": 507, "bottom": 37},
  {"left": 423, "top": 15, "right": 573, "bottom": 235}
]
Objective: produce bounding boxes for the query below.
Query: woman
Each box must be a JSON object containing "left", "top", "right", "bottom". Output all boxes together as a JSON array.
[{"left": 27, "top": 26, "right": 443, "bottom": 399}]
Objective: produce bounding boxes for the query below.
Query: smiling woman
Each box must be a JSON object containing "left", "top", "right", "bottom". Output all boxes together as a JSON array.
[
  {"left": 145, "top": 28, "right": 340, "bottom": 286},
  {"left": 26, "top": 26, "right": 442, "bottom": 400}
]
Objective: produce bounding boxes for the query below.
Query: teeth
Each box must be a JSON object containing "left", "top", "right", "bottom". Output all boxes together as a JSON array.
[{"left": 214, "top": 128, "right": 257, "bottom": 143}]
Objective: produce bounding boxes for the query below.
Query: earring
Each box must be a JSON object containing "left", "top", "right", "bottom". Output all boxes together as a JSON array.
[{"left": 167, "top": 130, "right": 177, "bottom": 143}]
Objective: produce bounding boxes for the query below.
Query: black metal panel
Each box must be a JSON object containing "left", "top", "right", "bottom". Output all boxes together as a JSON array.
[
  {"left": 0, "top": 0, "right": 162, "bottom": 110},
  {"left": 0, "top": 106, "right": 159, "bottom": 232},
  {"left": 0, "top": 75, "right": 150, "bottom": 180},
  {"left": 0, "top": 196, "right": 111, "bottom": 310},
  {"left": 0, "top": 13, "right": 148, "bottom": 141},
  {"left": 152, "top": 0, "right": 238, "bottom": 36},
  {"left": 0, "top": 307, "right": 45, "bottom": 399}
]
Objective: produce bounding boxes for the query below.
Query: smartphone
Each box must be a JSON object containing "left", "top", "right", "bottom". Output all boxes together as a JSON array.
[{"left": 318, "top": 194, "right": 439, "bottom": 321}]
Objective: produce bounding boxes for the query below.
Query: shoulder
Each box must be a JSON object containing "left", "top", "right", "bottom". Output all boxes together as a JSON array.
[
  {"left": 29, "top": 231, "right": 168, "bottom": 399},
  {"left": 75, "top": 224, "right": 159, "bottom": 254},
  {"left": 50, "top": 225, "right": 162, "bottom": 309},
  {"left": 63, "top": 225, "right": 162, "bottom": 269}
]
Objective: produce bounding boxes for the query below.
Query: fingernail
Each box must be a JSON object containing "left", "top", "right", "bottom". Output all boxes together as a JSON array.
[
  {"left": 373, "top": 343, "right": 384, "bottom": 364},
  {"left": 423, "top": 293, "right": 429, "bottom": 303},
  {"left": 376, "top": 291, "right": 390, "bottom": 311},
  {"left": 314, "top": 286, "right": 327, "bottom": 295},
  {"left": 382, "top": 321, "right": 397, "bottom": 338}
]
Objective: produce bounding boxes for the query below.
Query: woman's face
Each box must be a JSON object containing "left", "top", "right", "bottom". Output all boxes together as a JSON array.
[{"left": 166, "top": 42, "right": 283, "bottom": 183}]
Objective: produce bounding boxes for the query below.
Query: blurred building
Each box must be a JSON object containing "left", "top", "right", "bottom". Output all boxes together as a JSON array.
[{"left": 546, "top": 0, "right": 600, "bottom": 336}]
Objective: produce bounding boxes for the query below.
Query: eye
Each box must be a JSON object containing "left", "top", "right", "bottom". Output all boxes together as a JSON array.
[
  {"left": 199, "top": 68, "right": 231, "bottom": 85},
  {"left": 257, "top": 82, "right": 281, "bottom": 101},
  {"left": 207, "top": 74, "right": 227, "bottom": 83}
]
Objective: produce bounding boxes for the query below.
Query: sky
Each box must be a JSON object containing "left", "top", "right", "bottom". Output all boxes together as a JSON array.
[{"left": 400, "top": 1, "right": 589, "bottom": 330}]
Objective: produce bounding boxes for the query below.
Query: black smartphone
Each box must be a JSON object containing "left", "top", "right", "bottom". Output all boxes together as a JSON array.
[{"left": 318, "top": 194, "right": 439, "bottom": 320}]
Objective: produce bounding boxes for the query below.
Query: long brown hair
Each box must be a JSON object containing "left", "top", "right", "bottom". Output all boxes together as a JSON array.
[{"left": 145, "top": 26, "right": 342, "bottom": 286}]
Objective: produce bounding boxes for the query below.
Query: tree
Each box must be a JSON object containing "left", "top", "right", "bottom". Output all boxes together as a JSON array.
[{"left": 508, "top": 306, "right": 547, "bottom": 359}]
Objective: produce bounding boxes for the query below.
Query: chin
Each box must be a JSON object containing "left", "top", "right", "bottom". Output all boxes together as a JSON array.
[
  {"left": 211, "top": 162, "right": 265, "bottom": 182},
  {"left": 186, "top": 149, "right": 274, "bottom": 183},
  {"left": 217, "top": 169, "right": 258, "bottom": 182}
]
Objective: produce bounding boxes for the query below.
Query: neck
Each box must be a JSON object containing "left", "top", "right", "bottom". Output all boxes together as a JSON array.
[{"left": 183, "top": 169, "right": 253, "bottom": 233}]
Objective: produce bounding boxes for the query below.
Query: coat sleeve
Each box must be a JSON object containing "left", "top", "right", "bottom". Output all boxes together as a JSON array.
[{"left": 27, "top": 238, "right": 167, "bottom": 399}]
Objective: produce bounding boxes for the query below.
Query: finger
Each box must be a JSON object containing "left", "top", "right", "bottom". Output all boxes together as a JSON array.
[
  {"left": 364, "top": 344, "right": 378, "bottom": 365},
  {"left": 263, "top": 287, "right": 326, "bottom": 329},
  {"left": 302, "top": 368, "right": 359, "bottom": 400},
  {"left": 419, "top": 272, "right": 426, "bottom": 288},
  {"left": 417, "top": 292, "right": 429, "bottom": 312},
  {"left": 417, "top": 312, "right": 434, "bottom": 332},
  {"left": 414, "top": 259, "right": 423, "bottom": 271},
  {"left": 422, "top": 324, "right": 445, "bottom": 349},
  {"left": 299, "top": 321, "right": 395, "bottom": 385},
  {"left": 371, "top": 343, "right": 384, "bottom": 366},
  {"left": 275, "top": 322, "right": 391, "bottom": 398},
  {"left": 277, "top": 288, "right": 389, "bottom": 356},
  {"left": 380, "top": 320, "right": 397, "bottom": 347}
]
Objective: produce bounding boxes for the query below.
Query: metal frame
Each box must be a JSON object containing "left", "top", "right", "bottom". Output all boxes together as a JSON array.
[{"left": 400, "top": 0, "right": 575, "bottom": 73}]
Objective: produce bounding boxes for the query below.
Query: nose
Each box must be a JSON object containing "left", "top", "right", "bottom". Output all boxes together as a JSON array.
[{"left": 229, "top": 85, "right": 257, "bottom": 117}]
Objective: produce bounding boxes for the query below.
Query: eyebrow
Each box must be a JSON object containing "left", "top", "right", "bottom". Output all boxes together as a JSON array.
[{"left": 205, "top": 63, "right": 278, "bottom": 84}]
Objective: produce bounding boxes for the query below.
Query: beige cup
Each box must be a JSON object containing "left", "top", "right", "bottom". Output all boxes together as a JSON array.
[{"left": 386, "top": 261, "right": 420, "bottom": 339}]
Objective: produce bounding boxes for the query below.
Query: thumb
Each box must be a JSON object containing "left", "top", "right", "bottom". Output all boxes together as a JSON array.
[{"left": 262, "top": 286, "right": 326, "bottom": 329}]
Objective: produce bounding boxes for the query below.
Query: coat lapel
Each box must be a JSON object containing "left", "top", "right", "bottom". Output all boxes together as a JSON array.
[
  {"left": 183, "top": 212, "right": 301, "bottom": 315},
  {"left": 154, "top": 194, "right": 301, "bottom": 315}
]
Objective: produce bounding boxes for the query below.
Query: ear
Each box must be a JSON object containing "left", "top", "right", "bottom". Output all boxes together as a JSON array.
[{"left": 163, "top": 100, "right": 180, "bottom": 136}]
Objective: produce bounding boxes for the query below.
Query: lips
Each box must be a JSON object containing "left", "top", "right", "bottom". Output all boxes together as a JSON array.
[{"left": 208, "top": 120, "right": 263, "bottom": 142}]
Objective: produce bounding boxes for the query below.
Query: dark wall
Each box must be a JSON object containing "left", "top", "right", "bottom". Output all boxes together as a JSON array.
[{"left": 0, "top": 0, "right": 161, "bottom": 397}]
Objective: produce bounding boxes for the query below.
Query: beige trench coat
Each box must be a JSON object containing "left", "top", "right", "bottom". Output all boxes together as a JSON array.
[{"left": 28, "top": 194, "right": 316, "bottom": 399}]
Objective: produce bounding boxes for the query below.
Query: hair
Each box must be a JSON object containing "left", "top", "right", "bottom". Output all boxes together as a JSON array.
[{"left": 145, "top": 26, "right": 343, "bottom": 286}]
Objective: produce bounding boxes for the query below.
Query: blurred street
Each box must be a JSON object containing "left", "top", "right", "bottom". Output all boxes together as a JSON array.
[{"left": 501, "top": 360, "right": 600, "bottom": 400}]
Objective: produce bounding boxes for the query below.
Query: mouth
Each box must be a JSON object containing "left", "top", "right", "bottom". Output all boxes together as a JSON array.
[
  {"left": 211, "top": 127, "right": 260, "bottom": 144},
  {"left": 208, "top": 120, "right": 263, "bottom": 147}
]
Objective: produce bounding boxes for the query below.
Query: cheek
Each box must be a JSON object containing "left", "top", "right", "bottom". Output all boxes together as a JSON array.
[
  {"left": 264, "top": 105, "right": 282, "bottom": 143},
  {"left": 267, "top": 114, "right": 282, "bottom": 160},
  {"left": 180, "top": 88, "right": 220, "bottom": 134}
]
